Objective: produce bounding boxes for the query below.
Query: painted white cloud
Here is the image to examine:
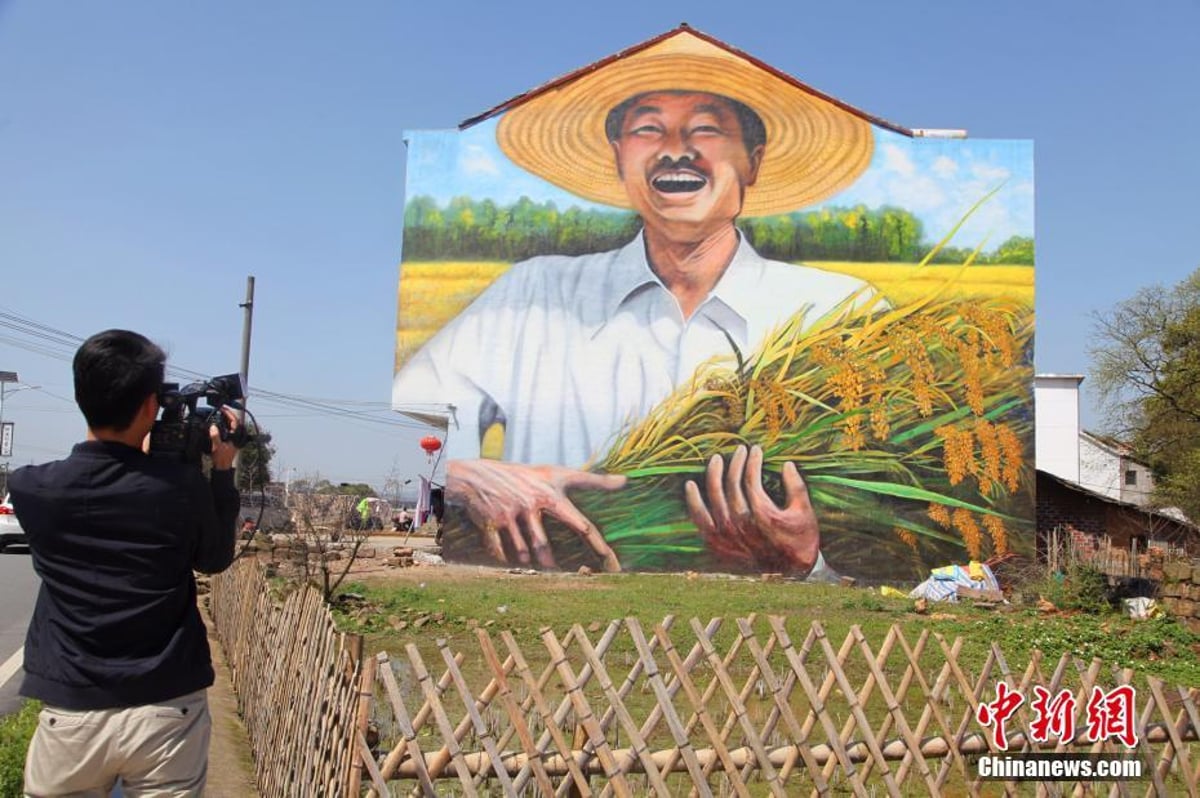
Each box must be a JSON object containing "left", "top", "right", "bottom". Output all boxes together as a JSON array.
[
  {"left": 881, "top": 143, "right": 916, "bottom": 177},
  {"left": 460, "top": 144, "right": 500, "bottom": 177},
  {"left": 970, "top": 161, "right": 1011, "bottom": 183},
  {"left": 882, "top": 174, "right": 947, "bottom": 213},
  {"left": 409, "top": 122, "right": 1033, "bottom": 248},
  {"left": 932, "top": 156, "right": 958, "bottom": 179}
]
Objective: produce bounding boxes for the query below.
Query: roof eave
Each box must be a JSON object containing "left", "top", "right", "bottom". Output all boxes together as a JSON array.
[
  {"left": 1037, "top": 469, "right": 1198, "bottom": 532},
  {"left": 459, "top": 23, "right": 914, "bottom": 137}
]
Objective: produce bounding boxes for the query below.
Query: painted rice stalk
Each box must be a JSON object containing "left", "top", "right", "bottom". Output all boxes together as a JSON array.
[
  {"left": 530, "top": 193, "right": 1036, "bottom": 578},
  {"left": 539, "top": 195, "right": 1036, "bottom": 579},
  {"left": 555, "top": 286, "right": 1033, "bottom": 578}
]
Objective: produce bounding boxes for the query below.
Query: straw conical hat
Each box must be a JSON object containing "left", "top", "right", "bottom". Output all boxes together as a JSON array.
[{"left": 496, "top": 32, "right": 875, "bottom": 217}]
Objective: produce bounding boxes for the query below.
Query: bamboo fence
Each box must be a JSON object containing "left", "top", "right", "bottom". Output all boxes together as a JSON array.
[
  {"left": 208, "top": 560, "right": 1199, "bottom": 796},
  {"left": 362, "top": 616, "right": 1200, "bottom": 797},
  {"left": 210, "top": 558, "right": 367, "bottom": 797}
]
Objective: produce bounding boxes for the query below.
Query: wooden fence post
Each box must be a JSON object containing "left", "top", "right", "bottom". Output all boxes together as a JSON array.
[{"left": 348, "top": 639, "right": 375, "bottom": 796}]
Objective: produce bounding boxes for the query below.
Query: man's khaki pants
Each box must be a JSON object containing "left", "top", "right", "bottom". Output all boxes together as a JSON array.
[{"left": 24, "top": 689, "right": 210, "bottom": 797}]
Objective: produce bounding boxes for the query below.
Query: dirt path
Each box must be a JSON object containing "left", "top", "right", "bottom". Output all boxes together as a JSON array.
[{"left": 201, "top": 604, "right": 260, "bottom": 797}]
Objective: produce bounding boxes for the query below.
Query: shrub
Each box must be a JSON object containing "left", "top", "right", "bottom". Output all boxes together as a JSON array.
[
  {"left": 1058, "top": 564, "right": 1113, "bottom": 612},
  {"left": 1019, "top": 563, "right": 1113, "bottom": 613}
]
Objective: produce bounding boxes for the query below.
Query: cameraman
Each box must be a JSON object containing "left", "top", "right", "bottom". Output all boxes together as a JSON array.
[{"left": 8, "top": 329, "right": 240, "bottom": 796}]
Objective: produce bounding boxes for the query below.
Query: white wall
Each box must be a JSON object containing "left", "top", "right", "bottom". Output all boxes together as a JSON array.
[
  {"left": 1079, "top": 434, "right": 1120, "bottom": 500},
  {"left": 1079, "top": 433, "right": 1157, "bottom": 506},
  {"left": 1034, "top": 375, "right": 1083, "bottom": 483},
  {"left": 1120, "top": 461, "right": 1156, "bottom": 506}
]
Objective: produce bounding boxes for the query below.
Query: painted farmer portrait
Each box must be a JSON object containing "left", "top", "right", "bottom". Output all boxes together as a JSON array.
[{"left": 393, "top": 30, "right": 1036, "bottom": 580}]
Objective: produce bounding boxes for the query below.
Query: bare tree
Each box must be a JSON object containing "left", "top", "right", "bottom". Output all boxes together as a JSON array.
[{"left": 286, "top": 486, "right": 373, "bottom": 602}]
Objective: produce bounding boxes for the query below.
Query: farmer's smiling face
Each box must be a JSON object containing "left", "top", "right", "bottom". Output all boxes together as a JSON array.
[{"left": 610, "top": 91, "right": 764, "bottom": 238}]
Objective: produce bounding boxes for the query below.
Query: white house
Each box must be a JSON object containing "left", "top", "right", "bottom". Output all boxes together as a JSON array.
[
  {"left": 1078, "top": 430, "right": 1156, "bottom": 507},
  {"left": 1034, "top": 374, "right": 1188, "bottom": 522}
]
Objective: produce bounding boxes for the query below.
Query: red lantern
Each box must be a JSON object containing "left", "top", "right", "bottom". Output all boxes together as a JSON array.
[{"left": 419, "top": 435, "right": 443, "bottom": 463}]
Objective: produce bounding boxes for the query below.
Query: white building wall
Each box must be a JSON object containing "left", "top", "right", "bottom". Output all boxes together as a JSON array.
[
  {"left": 1119, "top": 460, "right": 1155, "bottom": 506},
  {"left": 1034, "top": 375, "right": 1083, "bottom": 483},
  {"left": 1079, "top": 435, "right": 1121, "bottom": 500},
  {"left": 1078, "top": 433, "right": 1158, "bottom": 506}
]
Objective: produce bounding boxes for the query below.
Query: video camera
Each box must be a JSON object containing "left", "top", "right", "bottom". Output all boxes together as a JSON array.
[{"left": 148, "top": 373, "right": 268, "bottom": 464}]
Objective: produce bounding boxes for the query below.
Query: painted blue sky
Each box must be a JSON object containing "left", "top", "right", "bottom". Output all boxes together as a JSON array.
[
  {"left": 1, "top": 1, "right": 1197, "bottom": 487},
  {"left": 406, "top": 121, "right": 1034, "bottom": 248}
]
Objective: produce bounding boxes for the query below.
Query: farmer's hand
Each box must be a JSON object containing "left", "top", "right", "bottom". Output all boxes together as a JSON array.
[
  {"left": 209, "top": 407, "right": 239, "bottom": 472},
  {"left": 684, "top": 444, "right": 820, "bottom": 575},
  {"left": 446, "top": 459, "right": 625, "bottom": 572}
]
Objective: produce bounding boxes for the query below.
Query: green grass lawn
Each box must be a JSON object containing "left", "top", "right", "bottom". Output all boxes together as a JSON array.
[
  {"left": 0, "top": 701, "right": 39, "bottom": 796},
  {"left": 332, "top": 568, "right": 1200, "bottom": 688}
]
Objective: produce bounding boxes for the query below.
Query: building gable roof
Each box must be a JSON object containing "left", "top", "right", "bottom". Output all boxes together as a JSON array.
[
  {"left": 1037, "top": 469, "right": 1197, "bottom": 532},
  {"left": 1081, "top": 429, "right": 1135, "bottom": 457},
  {"left": 460, "top": 24, "right": 913, "bottom": 136}
]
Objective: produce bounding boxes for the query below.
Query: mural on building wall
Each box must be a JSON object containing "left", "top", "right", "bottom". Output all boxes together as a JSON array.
[{"left": 392, "top": 28, "right": 1036, "bottom": 581}]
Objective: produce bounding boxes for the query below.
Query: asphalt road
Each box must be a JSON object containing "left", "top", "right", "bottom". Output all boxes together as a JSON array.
[{"left": 0, "top": 544, "right": 38, "bottom": 717}]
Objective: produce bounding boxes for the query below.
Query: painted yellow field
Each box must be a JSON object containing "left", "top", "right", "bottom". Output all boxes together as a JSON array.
[
  {"left": 396, "top": 262, "right": 511, "bottom": 365},
  {"left": 810, "top": 262, "right": 1033, "bottom": 308},
  {"left": 394, "top": 260, "right": 1034, "bottom": 365}
]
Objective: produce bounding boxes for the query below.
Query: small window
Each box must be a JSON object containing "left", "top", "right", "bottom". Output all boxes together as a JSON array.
[{"left": 1124, "top": 469, "right": 1138, "bottom": 486}]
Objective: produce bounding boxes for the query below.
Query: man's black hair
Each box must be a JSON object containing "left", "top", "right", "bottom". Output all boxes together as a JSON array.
[
  {"left": 604, "top": 90, "right": 767, "bottom": 155},
  {"left": 73, "top": 329, "right": 165, "bottom": 431}
]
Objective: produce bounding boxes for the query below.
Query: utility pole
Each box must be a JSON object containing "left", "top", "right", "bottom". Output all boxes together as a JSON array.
[
  {"left": 239, "top": 276, "right": 255, "bottom": 416},
  {"left": 0, "top": 371, "right": 17, "bottom": 423},
  {"left": 1, "top": 371, "right": 18, "bottom": 497},
  {"left": 236, "top": 277, "right": 255, "bottom": 473}
]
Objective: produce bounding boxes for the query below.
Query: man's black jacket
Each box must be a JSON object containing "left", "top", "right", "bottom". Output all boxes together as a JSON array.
[{"left": 9, "top": 440, "right": 239, "bottom": 709}]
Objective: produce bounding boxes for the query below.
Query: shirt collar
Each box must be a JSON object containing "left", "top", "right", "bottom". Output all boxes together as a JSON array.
[
  {"left": 606, "top": 228, "right": 766, "bottom": 325},
  {"left": 603, "top": 230, "right": 661, "bottom": 321},
  {"left": 73, "top": 439, "right": 146, "bottom": 460}
]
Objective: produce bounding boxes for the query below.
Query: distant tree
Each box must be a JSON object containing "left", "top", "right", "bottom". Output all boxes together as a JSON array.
[
  {"left": 992, "top": 236, "right": 1035, "bottom": 265},
  {"left": 402, "top": 196, "right": 1028, "bottom": 265},
  {"left": 1091, "top": 268, "right": 1200, "bottom": 520},
  {"left": 329, "top": 482, "right": 376, "bottom": 499},
  {"left": 919, "top": 244, "right": 980, "bottom": 265},
  {"left": 286, "top": 477, "right": 313, "bottom": 494},
  {"left": 235, "top": 422, "right": 274, "bottom": 492},
  {"left": 311, "top": 478, "right": 334, "bottom": 494}
]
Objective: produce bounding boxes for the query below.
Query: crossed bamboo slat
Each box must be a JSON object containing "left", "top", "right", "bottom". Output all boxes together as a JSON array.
[
  {"left": 210, "top": 563, "right": 1200, "bottom": 796},
  {"left": 362, "top": 615, "right": 1200, "bottom": 796}
]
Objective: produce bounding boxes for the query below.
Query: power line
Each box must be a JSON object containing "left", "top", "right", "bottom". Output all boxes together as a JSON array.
[{"left": 0, "top": 306, "right": 439, "bottom": 432}]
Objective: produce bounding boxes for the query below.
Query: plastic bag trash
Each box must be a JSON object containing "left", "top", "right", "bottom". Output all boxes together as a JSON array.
[
  {"left": 910, "top": 562, "right": 1000, "bottom": 602},
  {"left": 880, "top": 586, "right": 908, "bottom": 599},
  {"left": 413, "top": 550, "right": 445, "bottom": 566},
  {"left": 1123, "top": 597, "right": 1160, "bottom": 620}
]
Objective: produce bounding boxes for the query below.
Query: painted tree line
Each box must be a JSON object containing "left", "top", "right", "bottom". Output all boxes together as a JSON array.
[{"left": 402, "top": 195, "right": 1035, "bottom": 264}]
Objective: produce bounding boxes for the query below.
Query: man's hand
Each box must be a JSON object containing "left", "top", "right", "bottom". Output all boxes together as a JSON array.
[
  {"left": 446, "top": 459, "right": 626, "bottom": 572},
  {"left": 684, "top": 444, "right": 820, "bottom": 575},
  {"left": 209, "top": 407, "right": 239, "bottom": 472}
]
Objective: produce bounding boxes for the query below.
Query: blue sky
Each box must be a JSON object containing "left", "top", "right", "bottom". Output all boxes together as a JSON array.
[
  {"left": 1, "top": 0, "right": 1198, "bottom": 488},
  {"left": 406, "top": 121, "right": 1034, "bottom": 247}
]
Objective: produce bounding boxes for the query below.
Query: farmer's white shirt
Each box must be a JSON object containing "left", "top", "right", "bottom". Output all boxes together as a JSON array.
[{"left": 393, "top": 231, "right": 872, "bottom": 467}]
